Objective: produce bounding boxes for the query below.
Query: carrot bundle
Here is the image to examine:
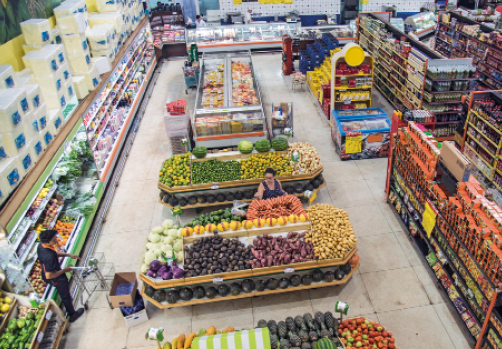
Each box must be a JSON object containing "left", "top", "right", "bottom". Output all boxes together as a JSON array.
[{"left": 247, "top": 195, "right": 306, "bottom": 220}]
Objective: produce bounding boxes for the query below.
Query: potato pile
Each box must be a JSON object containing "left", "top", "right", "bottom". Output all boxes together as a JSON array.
[{"left": 305, "top": 203, "right": 357, "bottom": 260}]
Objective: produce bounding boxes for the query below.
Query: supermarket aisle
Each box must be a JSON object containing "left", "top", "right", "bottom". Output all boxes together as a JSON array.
[{"left": 60, "top": 55, "right": 475, "bottom": 349}]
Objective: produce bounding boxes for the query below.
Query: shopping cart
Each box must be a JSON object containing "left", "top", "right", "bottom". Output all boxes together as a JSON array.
[
  {"left": 182, "top": 66, "right": 200, "bottom": 94},
  {"left": 270, "top": 102, "right": 294, "bottom": 138},
  {"left": 73, "top": 252, "right": 115, "bottom": 310}
]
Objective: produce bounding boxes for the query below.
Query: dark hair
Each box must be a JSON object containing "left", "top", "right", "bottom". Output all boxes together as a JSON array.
[
  {"left": 39, "top": 230, "right": 58, "bottom": 243},
  {"left": 196, "top": 15, "right": 201, "bottom": 19},
  {"left": 265, "top": 168, "right": 275, "bottom": 176}
]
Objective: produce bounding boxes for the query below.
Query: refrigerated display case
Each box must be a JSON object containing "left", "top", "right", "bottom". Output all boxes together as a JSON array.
[
  {"left": 193, "top": 51, "right": 268, "bottom": 148},
  {"left": 331, "top": 108, "right": 391, "bottom": 160},
  {"left": 296, "top": 25, "right": 355, "bottom": 44},
  {"left": 185, "top": 23, "right": 299, "bottom": 52},
  {"left": 150, "top": 11, "right": 187, "bottom": 57},
  {"left": 82, "top": 21, "right": 157, "bottom": 185},
  {"left": 404, "top": 12, "right": 437, "bottom": 37}
]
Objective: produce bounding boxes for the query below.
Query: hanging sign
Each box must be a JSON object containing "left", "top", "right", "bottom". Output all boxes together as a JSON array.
[
  {"left": 334, "top": 301, "right": 350, "bottom": 315},
  {"left": 345, "top": 131, "right": 362, "bottom": 154}
]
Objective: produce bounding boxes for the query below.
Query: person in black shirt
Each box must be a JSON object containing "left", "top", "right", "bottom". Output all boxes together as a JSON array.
[{"left": 37, "top": 230, "right": 84, "bottom": 323}]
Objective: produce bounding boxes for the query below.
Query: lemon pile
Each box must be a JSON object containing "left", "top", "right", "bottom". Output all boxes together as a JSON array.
[{"left": 0, "top": 295, "right": 13, "bottom": 314}]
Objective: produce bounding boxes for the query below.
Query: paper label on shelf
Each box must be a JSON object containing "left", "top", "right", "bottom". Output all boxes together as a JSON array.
[
  {"left": 211, "top": 184, "right": 220, "bottom": 189},
  {"left": 45, "top": 310, "right": 53, "bottom": 320},
  {"left": 422, "top": 201, "right": 437, "bottom": 238},
  {"left": 36, "top": 332, "right": 44, "bottom": 342},
  {"left": 213, "top": 277, "right": 223, "bottom": 284},
  {"left": 345, "top": 131, "right": 362, "bottom": 154},
  {"left": 284, "top": 268, "right": 294, "bottom": 273}
]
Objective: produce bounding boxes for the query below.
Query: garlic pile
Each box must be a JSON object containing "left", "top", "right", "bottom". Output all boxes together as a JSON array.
[{"left": 288, "top": 142, "right": 322, "bottom": 175}]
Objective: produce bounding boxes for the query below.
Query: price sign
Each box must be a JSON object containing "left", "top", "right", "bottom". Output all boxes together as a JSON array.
[
  {"left": 181, "top": 138, "right": 188, "bottom": 145},
  {"left": 211, "top": 184, "right": 220, "bottom": 189},
  {"left": 422, "top": 201, "right": 437, "bottom": 238},
  {"left": 45, "top": 310, "right": 53, "bottom": 320},
  {"left": 36, "top": 332, "right": 44, "bottom": 343},
  {"left": 171, "top": 205, "right": 182, "bottom": 216},
  {"left": 213, "top": 277, "right": 223, "bottom": 284},
  {"left": 334, "top": 301, "right": 349, "bottom": 315},
  {"left": 345, "top": 131, "right": 362, "bottom": 154},
  {"left": 284, "top": 268, "right": 295, "bottom": 274}
]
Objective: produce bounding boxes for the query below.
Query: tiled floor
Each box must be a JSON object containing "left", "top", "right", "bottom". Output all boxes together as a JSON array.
[{"left": 60, "top": 54, "right": 475, "bottom": 349}]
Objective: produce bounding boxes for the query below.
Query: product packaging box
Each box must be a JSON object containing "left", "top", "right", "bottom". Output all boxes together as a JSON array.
[
  {"left": 109, "top": 272, "right": 138, "bottom": 308},
  {"left": 439, "top": 141, "right": 472, "bottom": 182},
  {"left": 20, "top": 19, "right": 52, "bottom": 46},
  {"left": 62, "top": 33, "right": 89, "bottom": 55},
  {"left": 120, "top": 292, "right": 148, "bottom": 327},
  {"left": 58, "top": 13, "right": 87, "bottom": 35},
  {"left": 0, "top": 65, "right": 19, "bottom": 89}
]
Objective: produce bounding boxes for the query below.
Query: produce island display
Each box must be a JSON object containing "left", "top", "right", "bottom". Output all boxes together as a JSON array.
[
  {"left": 154, "top": 314, "right": 398, "bottom": 349},
  {"left": 139, "top": 202, "right": 360, "bottom": 309},
  {"left": 157, "top": 140, "right": 324, "bottom": 210}
]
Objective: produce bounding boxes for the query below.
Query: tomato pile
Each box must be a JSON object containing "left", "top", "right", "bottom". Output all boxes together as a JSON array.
[{"left": 338, "top": 316, "right": 396, "bottom": 349}]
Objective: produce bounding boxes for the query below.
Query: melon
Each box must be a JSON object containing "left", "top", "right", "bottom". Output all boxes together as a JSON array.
[
  {"left": 182, "top": 227, "right": 193, "bottom": 237},
  {"left": 238, "top": 140, "right": 254, "bottom": 154},
  {"left": 255, "top": 139, "right": 271, "bottom": 152},
  {"left": 217, "top": 222, "right": 230, "bottom": 231},
  {"left": 229, "top": 220, "right": 241, "bottom": 231},
  {"left": 277, "top": 216, "right": 288, "bottom": 226},
  {"left": 272, "top": 137, "right": 289, "bottom": 151},
  {"left": 253, "top": 218, "right": 265, "bottom": 228},
  {"left": 266, "top": 217, "right": 277, "bottom": 226},
  {"left": 205, "top": 223, "right": 217, "bottom": 233},
  {"left": 193, "top": 146, "right": 207, "bottom": 158},
  {"left": 193, "top": 225, "right": 205, "bottom": 235},
  {"left": 298, "top": 213, "right": 309, "bottom": 222},
  {"left": 242, "top": 220, "right": 254, "bottom": 229},
  {"left": 288, "top": 214, "right": 299, "bottom": 224},
  {"left": 313, "top": 338, "right": 334, "bottom": 349}
]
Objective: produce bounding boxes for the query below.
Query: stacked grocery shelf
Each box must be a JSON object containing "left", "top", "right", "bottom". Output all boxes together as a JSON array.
[
  {"left": 461, "top": 91, "right": 502, "bottom": 206},
  {"left": 358, "top": 12, "right": 474, "bottom": 141},
  {"left": 149, "top": 11, "right": 186, "bottom": 58},
  {"left": 387, "top": 121, "right": 502, "bottom": 348},
  {"left": 435, "top": 11, "right": 502, "bottom": 91}
]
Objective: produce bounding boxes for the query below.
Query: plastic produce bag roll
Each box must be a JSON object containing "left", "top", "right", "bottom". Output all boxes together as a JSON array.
[
  {"left": 62, "top": 33, "right": 89, "bottom": 55},
  {"left": 58, "top": 13, "right": 88, "bottom": 35},
  {"left": 20, "top": 19, "right": 52, "bottom": 46},
  {"left": 192, "top": 328, "right": 271, "bottom": 349},
  {"left": 0, "top": 65, "right": 19, "bottom": 89}
]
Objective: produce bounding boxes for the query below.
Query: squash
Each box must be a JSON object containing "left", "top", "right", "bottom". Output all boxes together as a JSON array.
[
  {"left": 198, "top": 329, "right": 207, "bottom": 337},
  {"left": 222, "top": 327, "right": 235, "bottom": 333},
  {"left": 172, "top": 338, "right": 178, "bottom": 349},
  {"left": 207, "top": 326, "right": 216, "bottom": 335},
  {"left": 185, "top": 333, "right": 196, "bottom": 349},
  {"left": 177, "top": 334, "right": 185, "bottom": 349},
  {"left": 349, "top": 254, "right": 359, "bottom": 268}
]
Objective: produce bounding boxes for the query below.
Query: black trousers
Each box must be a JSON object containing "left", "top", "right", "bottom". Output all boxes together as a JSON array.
[{"left": 49, "top": 275, "right": 76, "bottom": 316}]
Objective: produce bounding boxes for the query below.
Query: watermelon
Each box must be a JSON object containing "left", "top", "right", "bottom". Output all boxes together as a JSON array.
[
  {"left": 272, "top": 137, "right": 289, "bottom": 151},
  {"left": 193, "top": 146, "right": 207, "bottom": 158},
  {"left": 238, "top": 140, "right": 254, "bottom": 154},
  {"left": 255, "top": 139, "right": 272, "bottom": 152},
  {"left": 313, "top": 338, "right": 334, "bottom": 349}
]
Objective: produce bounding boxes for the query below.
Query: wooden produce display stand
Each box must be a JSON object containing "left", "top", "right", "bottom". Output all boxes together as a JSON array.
[
  {"left": 158, "top": 150, "right": 325, "bottom": 210},
  {"left": 139, "top": 222, "right": 359, "bottom": 309}
]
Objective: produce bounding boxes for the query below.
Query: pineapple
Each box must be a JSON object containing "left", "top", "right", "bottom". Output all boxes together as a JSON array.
[
  {"left": 287, "top": 330, "right": 298, "bottom": 339},
  {"left": 308, "top": 331, "right": 318, "bottom": 342},
  {"left": 311, "top": 341, "right": 317, "bottom": 349},
  {"left": 290, "top": 335, "right": 301, "bottom": 347},
  {"left": 294, "top": 316, "right": 304, "bottom": 328},
  {"left": 257, "top": 319, "right": 268, "bottom": 328},
  {"left": 268, "top": 320, "right": 278, "bottom": 328},
  {"left": 269, "top": 323, "right": 278, "bottom": 335},
  {"left": 278, "top": 321, "right": 288, "bottom": 339},
  {"left": 286, "top": 317, "right": 296, "bottom": 331},
  {"left": 298, "top": 330, "right": 309, "bottom": 343},
  {"left": 301, "top": 343, "right": 311, "bottom": 349},
  {"left": 270, "top": 334, "right": 279, "bottom": 349},
  {"left": 303, "top": 313, "right": 314, "bottom": 330},
  {"left": 328, "top": 328, "right": 334, "bottom": 338},
  {"left": 314, "top": 312, "right": 324, "bottom": 326},
  {"left": 323, "top": 312, "right": 335, "bottom": 329},
  {"left": 312, "top": 319, "right": 320, "bottom": 331},
  {"left": 279, "top": 339, "right": 291, "bottom": 349},
  {"left": 320, "top": 329, "right": 330, "bottom": 339}
]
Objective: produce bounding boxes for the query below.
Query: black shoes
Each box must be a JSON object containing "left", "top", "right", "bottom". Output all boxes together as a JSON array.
[{"left": 69, "top": 308, "right": 85, "bottom": 323}]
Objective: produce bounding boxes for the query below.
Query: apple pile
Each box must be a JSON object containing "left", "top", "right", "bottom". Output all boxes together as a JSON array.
[
  {"left": 338, "top": 317, "right": 396, "bottom": 349},
  {"left": 28, "top": 260, "right": 47, "bottom": 297}
]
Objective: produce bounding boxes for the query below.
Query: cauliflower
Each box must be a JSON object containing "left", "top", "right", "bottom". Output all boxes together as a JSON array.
[
  {"left": 162, "top": 219, "right": 174, "bottom": 230},
  {"left": 153, "top": 249, "right": 163, "bottom": 258},
  {"left": 146, "top": 242, "right": 154, "bottom": 250},
  {"left": 152, "top": 226, "right": 163, "bottom": 234},
  {"left": 173, "top": 240, "right": 183, "bottom": 252},
  {"left": 140, "top": 263, "right": 149, "bottom": 274},
  {"left": 176, "top": 228, "right": 183, "bottom": 239},
  {"left": 144, "top": 250, "right": 157, "bottom": 264},
  {"left": 167, "top": 229, "right": 178, "bottom": 239},
  {"left": 163, "top": 236, "right": 174, "bottom": 245},
  {"left": 161, "top": 243, "right": 173, "bottom": 251},
  {"left": 175, "top": 251, "right": 183, "bottom": 263},
  {"left": 148, "top": 232, "right": 161, "bottom": 243},
  {"left": 162, "top": 246, "right": 173, "bottom": 256}
]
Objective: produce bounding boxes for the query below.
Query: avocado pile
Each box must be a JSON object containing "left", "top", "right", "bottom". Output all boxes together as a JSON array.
[
  {"left": 185, "top": 208, "right": 243, "bottom": 228},
  {"left": 0, "top": 305, "right": 45, "bottom": 349}
]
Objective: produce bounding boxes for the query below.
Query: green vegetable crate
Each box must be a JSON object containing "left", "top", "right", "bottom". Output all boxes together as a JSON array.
[{"left": 0, "top": 296, "right": 66, "bottom": 349}]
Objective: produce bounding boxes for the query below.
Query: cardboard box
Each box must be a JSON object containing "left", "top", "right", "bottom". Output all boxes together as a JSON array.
[
  {"left": 109, "top": 272, "right": 137, "bottom": 308},
  {"left": 439, "top": 141, "right": 472, "bottom": 182},
  {"left": 123, "top": 308, "right": 148, "bottom": 328}
]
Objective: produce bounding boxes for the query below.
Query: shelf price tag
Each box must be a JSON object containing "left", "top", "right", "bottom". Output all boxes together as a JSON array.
[
  {"left": 345, "top": 131, "right": 362, "bottom": 154},
  {"left": 211, "top": 184, "right": 220, "bottom": 190},
  {"left": 36, "top": 332, "right": 44, "bottom": 343},
  {"left": 45, "top": 310, "right": 53, "bottom": 320},
  {"left": 422, "top": 200, "right": 438, "bottom": 239},
  {"left": 334, "top": 301, "right": 350, "bottom": 315},
  {"left": 284, "top": 268, "right": 294, "bottom": 274},
  {"left": 213, "top": 277, "right": 223, "bottom": 284}
]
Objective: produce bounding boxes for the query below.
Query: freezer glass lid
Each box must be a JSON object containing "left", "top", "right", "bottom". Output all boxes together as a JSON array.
[{"left": 340, "top": 117, "right": 389, "bottom": 131}]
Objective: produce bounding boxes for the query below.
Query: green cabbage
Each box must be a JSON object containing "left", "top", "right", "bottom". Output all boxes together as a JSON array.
[
  {"left": 163, "top": 236, "right": 174, "bottom": 245},
  {"left": 167, "top": 229, "right": 178, "bottom": 239},
  {"left": 148, "top": 232, "right": 161, "bottom": 242},
  {"left": 144, "top": 250, "right": 157, "bottom": 264},
  {"left": 162, "top": 219, "right": 174, "bottom": 229},
  {"left": 140, "top": 263, "right": 149, "bottom": 274},
  {"left": 173, "top": 240, "right": 183, "bottom": 252},
  {"left": 152, "top": 226, "right": 163, "bottom": 234}
]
